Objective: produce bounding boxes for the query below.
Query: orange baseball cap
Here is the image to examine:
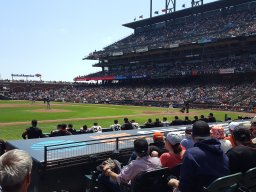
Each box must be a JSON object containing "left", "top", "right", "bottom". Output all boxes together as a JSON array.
[{"left": 153, "top": 132, "right": 164, "bottom": 141}]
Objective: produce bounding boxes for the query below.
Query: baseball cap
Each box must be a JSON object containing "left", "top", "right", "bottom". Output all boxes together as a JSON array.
[
  {"left": 166, "top": 133, "right": 182, "bottom": 145},
  {"left": 233, "top": 126, "right": 251, "bottom": 142},
  {"left": 134, "top": 138, "right": 148, "bottom": 154},
  {"left": 228, "top": 122, "right": 241, "bottom": 131},
  {"left": 192, "top": 120, "right": 210, "bottom": 138},
  {"left": 153, "top": 132, "right": 164, "bottom": 141}
]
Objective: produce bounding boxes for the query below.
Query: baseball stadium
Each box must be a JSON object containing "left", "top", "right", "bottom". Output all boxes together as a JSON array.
[{"left": 1, "top": 0, "right": 256, "bottom": 191}]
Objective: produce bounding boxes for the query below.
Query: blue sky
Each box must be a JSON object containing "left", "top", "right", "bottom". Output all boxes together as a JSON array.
[{"left": 0, "top": 0, "right": 214, "bottom": 82}]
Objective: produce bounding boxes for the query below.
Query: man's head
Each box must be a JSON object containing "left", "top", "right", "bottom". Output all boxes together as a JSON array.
[
  {"left": 153, "top": 132, "right": 164, "bottom": 142},
  {"left": 94, "top": 122, "right": 98, "bottom": 126},
  {"left": 233, "top": 125, "right": 251, "bottom": 145},
  {"left": 163, "top": 117, "right": 167, "bottom": 121},
  {"left": 124, "top": 117, "right": 129, "bottom": 123},
  {"left": 194, "top": 116, "right": 198, "bottom": 120},
  {"left": 134, "top": 138, "right": 148, "bottom": 157},
  {"left": 31, "top": 120, "right": 37, "bottom": 127},
  {"left": 0, "top": 149, "right": 33, "bottom": 192},
  {"left": 148, "top": 118, "right": 152, "bottom": 123},
  {"left": 185, "top": 126, "right": 193, "bottom": 138},
  {"left": 228, "top": 122, "right": 240, "bottom": 134},
  {"left": 82, "top": 125, "right": 88, "bottom": 130},
  {"left": 114, "top": 120, "right": 118, "bottom": 124},
  {"left": 174, "top": 116, "right": 179, "bottom": 120},
  {"left": 68, "top": 124, "right": 73, "bottom": 129},
  {"left": 61, "top": 124, "right": 67, "bottom": 130},
  {"left": 192, "top": 120, "right": 210, "bottom": 141},
  {"left": 209, "top": 113, "right": 214, "bottom": 117}
]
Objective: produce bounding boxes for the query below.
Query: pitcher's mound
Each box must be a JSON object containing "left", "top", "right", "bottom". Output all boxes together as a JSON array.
[{"left": 31, "top": 109, "right": 71, "bottom": 113}]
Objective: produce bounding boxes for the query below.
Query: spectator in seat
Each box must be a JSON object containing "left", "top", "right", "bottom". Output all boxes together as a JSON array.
[
  {"left": 22, "top": 120, "right": 44, "bottom": 139},
  {"left": 181, "top": 126, "right": 194, "bottom": 150},
  {"left": 170, "top": 116, "right": 184, "bottom": 126},
  {"left": 131, "top": 120, "right": 140, "bottom": 129},
  {"left": 91, "top": 122, "right": 102, "bottom": 133},
  {"left": 226, "top": 125, "right": 256, "bottom": 173},
  {"left": 225, "top": 122, "right": 241, "bottom": 147},
  {"left": 110, "top": 120, "right": 121, "bottom": 131},
  {"left": 183, "top": 116, "right": 192, "bottom": 125},
  {"left": 66, "top": 123, "right": 77, "bottom": 135},
  {"left": 153, "top": 118, "right": 163, "bottom": 127},
  {"left": 160, "top": 133, "right": 185, "bottom": 169},
  {"left": 50, "top": 124, "right": 72, "bottom": 137},
  {"left": 144, "top": 118, "right": 154, "bottom": 128},
  {"left": 208, "top": 113, "right": 217, "bottom": 123},
  {"left": 0, "top": 149, "right": 33, "bottom": 192},
  {"left": 129, "top": 132, "right": 167, "bottom": 162},
  {"left": 149, "top": 132, "right": 168, "bottom": 157},
  {"left": 168, "top": 121, "right": 230, "bottom": 192},
  {"left": 192, "top": 116, "right": 199, "bottom": 124},
  {"left": 199, "top": 115, "right": 208, "bottom": 123},
  {"left": 99, "top": 138, "right": 161, "bottom": 192},
  {"left": 162, "top": 117, "right": 170, "bottom": 127},
  {"left": 121, "top": 117, "right": 134, "bottom": 130},
  {"left": 79, "top": 124, "right": 92, "bottom": 134},
  {"left": 211, "top": 125, "right": 232, "bottom": 153}
]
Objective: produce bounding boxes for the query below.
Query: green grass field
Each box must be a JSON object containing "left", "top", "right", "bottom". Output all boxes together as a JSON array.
[{"left": 0, "top": 100, "right": 253, "bottom": 140}]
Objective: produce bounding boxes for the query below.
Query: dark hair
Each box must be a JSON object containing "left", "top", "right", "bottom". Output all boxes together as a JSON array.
[
  {"left": 124, "top": 117, "right": 129, "bottom": 122},
  {"left": 94, "top": 122, "right": 98, "bottom": 126},
  {"left": 31, "top": 120, "right": 37, "bottom": 127},
  {"left": 185, "top": 116, "right": 189, "bottom": 120},
  {"left": 114, "top": 120, "right": 118, "bottom": 124},
  {"left": 57, "top": 124, "right": 62, "bottom": 130},
  {"left": 134, "top": 138, "right": 148, "bottom": 157},
  {"left": 148, "top": 118, "right": 152, "bottom": 122},
  {"left": 192, "top": 121, "right": 210, "bottom": 137},
  {"left": 61, "top": 124, "right": 67, "bottom": 129},
  {"left": 201, "top": 115, "right": 205, "bottom": 118},
  {"left": 163, "top": 117, "right": 167, "bottom": 121},
  {"left": 172, "top": 143, "right": 182, "bottom": 155},
  {"left": 68, "top": 124, "right": 73, "bottom": 128},
  {"left": 175, "top": 116, "right": 179, "bottom": 119},
  {"left": 194, "top": 116, "right": 198, "bottom": 120},
  {"left": 233, "top": 126, "right": 251, "bottom": 143},
  {"left": 82, "top": 125, "right": 88, "bottom": 129},
  {"left": 209, "top": 113, "right": 213, "bottom": 117}
]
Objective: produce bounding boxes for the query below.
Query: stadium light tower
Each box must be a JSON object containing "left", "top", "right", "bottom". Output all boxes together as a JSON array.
[
  {"left": 150, "top": 0, "right": 176, "bottom": 18},
  {"left": 191, "top": 0, "right": 203, "bottom": 7}
]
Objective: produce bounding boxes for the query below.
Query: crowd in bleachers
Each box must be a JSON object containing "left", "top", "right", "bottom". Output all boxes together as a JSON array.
[
  {"left": 76, "top": 54, "right": 256, "bottom": 80},
  {"left": 7, "top": 80, "right": 256, "bottom": 111},
  {"left": 88, "top": 7, "right": 256, "bottom": 58}
]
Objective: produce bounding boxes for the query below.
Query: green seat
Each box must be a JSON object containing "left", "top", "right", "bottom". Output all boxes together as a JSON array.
[
  {"left": 240, "top": 167, "right": 256, "bottom": 192},
  {"left": 203, "top": 172, "right": 242, "bottom": 192}
]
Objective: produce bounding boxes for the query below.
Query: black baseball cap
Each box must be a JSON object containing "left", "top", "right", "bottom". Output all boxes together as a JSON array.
[
  {"left": 192, "top": 120, "right": 210, "bottom": 138},
  {"left": 134, "top": 138, "right": 148, "bottom": 154}
]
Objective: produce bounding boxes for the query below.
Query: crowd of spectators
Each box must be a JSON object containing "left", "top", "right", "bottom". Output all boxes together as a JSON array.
[
  {"left": 7, "top": 79, "right": 256, "bottom": 111},
  {"left": 87, "top": 7, "right": 256, "bottom": 59},
  {"left": 76, "top": 54, "right": 256, "bottom": 80},
  {"left": 1, "top": 114, "right": 256, "bottom": 192}
]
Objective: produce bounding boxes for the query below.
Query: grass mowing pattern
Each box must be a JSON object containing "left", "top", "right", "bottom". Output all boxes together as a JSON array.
[{"left": 0, "top": 100, "right": 252, "bottom": 140}]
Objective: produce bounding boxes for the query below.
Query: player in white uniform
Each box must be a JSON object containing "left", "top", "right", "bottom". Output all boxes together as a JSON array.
[
  {"left": 110, "top": 120, "right": 121, "bottom": 131},
  {"left": 91, "top": 122, "right": 102, "bottom": 133}
]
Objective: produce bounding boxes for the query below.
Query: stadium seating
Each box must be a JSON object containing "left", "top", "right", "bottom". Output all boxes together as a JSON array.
[
  {"left": 240, "top": 167, "right": 256, "bottom": 192},
  {"left": 202, "top": 172, "right": 242, "bottom": 192}
]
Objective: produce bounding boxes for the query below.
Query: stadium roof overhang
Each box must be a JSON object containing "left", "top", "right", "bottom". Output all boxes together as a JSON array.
[{"left": 123, "top": 0, "right": 255, "bottom": 29}]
